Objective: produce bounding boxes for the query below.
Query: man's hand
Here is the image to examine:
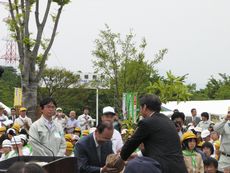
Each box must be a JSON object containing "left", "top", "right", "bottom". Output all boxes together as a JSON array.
[{"left": 127, "top": 153, "right": 138, "bottom": 161}]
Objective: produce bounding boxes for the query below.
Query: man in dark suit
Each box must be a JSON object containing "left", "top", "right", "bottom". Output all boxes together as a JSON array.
[
  {"left": 118, "top": 95, "right": 188, "bottom": 173},
  {"left": 74, "top": 121, "right": 120, "bottom": 173}
]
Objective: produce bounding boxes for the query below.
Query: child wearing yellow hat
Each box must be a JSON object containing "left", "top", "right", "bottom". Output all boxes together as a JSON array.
[
  {"left": 65, "top": 141, "right": 74, "bottom": 157},
  {"left": 0, "top": 126, "right": 6, "bottom": 136},
  {"left": 181, "top": 131, "right": 204, "bottom": 173},
  {"left": 65, "top": 134, "right": 73, "bottom": 142},
  {"left": 73, "top": 127, "right": 81, "bottom": 137},
  {"left": 12, "top": 123, "right": 20, "bottom": 134}
]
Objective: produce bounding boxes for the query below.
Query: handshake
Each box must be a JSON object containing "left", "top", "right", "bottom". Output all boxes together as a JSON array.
[{"left": 102, "top": 154, "right": 125, "bottom": 173}]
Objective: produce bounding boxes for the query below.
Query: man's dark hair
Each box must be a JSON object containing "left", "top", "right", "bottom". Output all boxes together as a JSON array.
[
  {"left": 11, "top": 107, "right": 16, "bottom": 111},
  {"left": 202, "top": 141, "right": 214, "bottom": 155},
  {"left": 96, "top": 121, "right": 114, "bottom": 134},
  {"left": 201, "top": 112, "right": 209, "bottom": 120},
  {"left": 171, "top": 112, "right": 185, "bottom": 122},
  {"left": 191, "top": 108, "right": 196, "bottom": 113},
  {"left": 140, "top": 95, "right": 161, "bottom": 112},
  {"left": 203, "top": 157, "right": 218, "bottom": 169},
  {"left": 83, "top": 106, "right": 90, "bottom": 111},
  {"left": 40, "top": 97, "right": 57, "bottom": 109}
]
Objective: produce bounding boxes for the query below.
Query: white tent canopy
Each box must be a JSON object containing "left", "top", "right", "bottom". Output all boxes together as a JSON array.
[
  {"left": 0, "top": 102, "right": 11, "bottom": 114},
  {"left": 162, "top": 100, "right": 230, "bottom": 118}
]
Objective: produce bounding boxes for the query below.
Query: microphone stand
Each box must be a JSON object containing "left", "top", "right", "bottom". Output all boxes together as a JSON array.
[
  {"left": 28, "top": 134, "right": 56, "bottom": 161},
  {"left": 12, "top": 136, "right": 20, "bottom": 161}
]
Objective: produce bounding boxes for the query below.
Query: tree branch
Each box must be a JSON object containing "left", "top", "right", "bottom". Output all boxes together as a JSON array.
[
  {"left": 35, "top": 0, "right": 40, "bottom": 26},
  {"left": 14, "top": 0, "right": 23, "bottom": 26},
  {"left": 36, "top": 5, "right": 63, "bottom": 82},
  {"left": 32, "top": 0, "right": 52, "bottom": 59}
]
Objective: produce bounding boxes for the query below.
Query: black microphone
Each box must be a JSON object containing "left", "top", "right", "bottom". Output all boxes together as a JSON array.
[{"left": 28, "top": 133, "right": 56, "bottom": 161}]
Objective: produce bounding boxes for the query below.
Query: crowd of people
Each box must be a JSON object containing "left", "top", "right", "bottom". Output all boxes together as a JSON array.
[{"left": 0, "top": 95, "right": 229, "bottom": 173}]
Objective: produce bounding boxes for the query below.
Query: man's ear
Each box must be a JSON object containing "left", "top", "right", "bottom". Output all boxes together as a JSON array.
[{"left": 142, "top": 104, "right": 147, "bottom": 111}]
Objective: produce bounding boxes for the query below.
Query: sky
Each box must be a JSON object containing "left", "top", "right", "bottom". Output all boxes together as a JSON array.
[{"left": 0, "top": 0, "right": 230, "bottom": 89}]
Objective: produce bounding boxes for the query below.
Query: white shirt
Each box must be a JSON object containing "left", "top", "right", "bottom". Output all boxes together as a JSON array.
[
  {"left": 93, "top": 132, "right": 99, "bottom": 147},
  {"left": 197, "top": 120, "right": 211, "bottom": 130},
  {"left": 14, "top": 115, "right": 32, "bottom": 131},
  {"left": 66, "top": 118, "right": 79, "bottom": 133},
  {"left": 77, "top": 114, "right": 93, "bottom": 130},
  {"left": 111, "top": 129, "right": 123, "bottom": 153}
]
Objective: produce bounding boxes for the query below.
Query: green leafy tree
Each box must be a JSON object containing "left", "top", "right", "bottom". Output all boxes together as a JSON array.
[
  {"left": 6, "top": 0, "right": 70, "bottom": 120},
  {"left": 40, "top": 68, "right": 80, "bottom": 97},
  {"left": 205, "top": 73, "right": 230, "bottom": 99},
  {"left": 92, "top": 24, "right": 167, "bottom": 109},
  {"left": 146, "top": 71, "right": 192, "bottom": 103},
  {"left": 0, "top": 66, "right": 21, "bottom": 106}
]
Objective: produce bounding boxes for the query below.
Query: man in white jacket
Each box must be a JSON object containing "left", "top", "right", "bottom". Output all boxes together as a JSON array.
[
  {"left": 29, "top": 98, "right": 66, "bottom": 156},
  {"left": 214, "top": 107, "right": 230, "bottom": 172}
]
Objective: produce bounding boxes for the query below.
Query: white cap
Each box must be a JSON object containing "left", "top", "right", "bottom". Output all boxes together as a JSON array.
[
  {"left": 11, "top": 136, "right": 22, "bottom": 145},
  {"left": 103, "top": 106, "right": 115, "bottom": 115},
  {"left": 18, "top": 134, "right": 27, "bottom": 142},
  {"left": 56, "top": 107, "right": 62, "bottom": 111},
  {"left": 201, "top": 129, "right": 210, "bottom": 138},
  {"left": 194, "top": 127, "right": 202, "bottom": 133},
  {"left": 6, "top": 128, "right": 16, "bottom": 135},
  {"left": 2, "top": 139, "right": 12, "bottom": 148}
]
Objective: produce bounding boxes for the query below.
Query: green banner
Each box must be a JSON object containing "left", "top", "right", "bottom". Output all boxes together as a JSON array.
[{"left": 122, "top": 92, "right": 138, "bottom": 123}]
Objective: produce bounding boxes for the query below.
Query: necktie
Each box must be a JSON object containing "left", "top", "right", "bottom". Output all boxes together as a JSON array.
[{"left": 97, "top": 145, "right": 101, "bottom": 163}]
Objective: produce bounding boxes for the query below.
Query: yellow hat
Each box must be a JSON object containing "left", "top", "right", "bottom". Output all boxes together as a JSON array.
[
  {"left": 12, "top": 123, "right": 20, "bottom": 132},
  {"left": 197, "top": 141, "right": 205, "bottom": 147},
  {"left": 82, "top": 130, "right": 89, "bottom": 136},
  {"left": 74, "top": 127, "right": 81, "bottom": 132},
  {"left": 181, "top": 131, "right": 197, "bottom": 143},
  {"left": 66, "top": 141, "right": 74, "bottom": 151},
  {"left": 19, "top": 107, "right": 27, "bottom": 112},
  {"left": 0, "top": 126, "right": 6, "bottom": 132},
  {"left": 65, "top": 134, "right": 72, "bottom": 141},
  {"left": 214, "top": 140, "right": 221, "bottom": 149}
]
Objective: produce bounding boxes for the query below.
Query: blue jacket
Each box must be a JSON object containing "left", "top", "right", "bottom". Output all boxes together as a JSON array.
[{"left": 74, "top": 133, "right": 113, "bottom": 173}]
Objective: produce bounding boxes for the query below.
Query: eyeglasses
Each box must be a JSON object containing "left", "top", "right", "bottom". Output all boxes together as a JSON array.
[{"left": 44, "top": 105, "right": 56, "bottom": 109}]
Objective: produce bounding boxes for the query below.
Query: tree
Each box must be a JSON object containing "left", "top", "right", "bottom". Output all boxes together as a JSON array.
[
  {"left": 40, "top": 68, "right": 80, "bottom": 97},
  {"left": 6, "top": 0, "right": 70, "bottom": 120},
  {"left": 118, "top": 55, "right": 161, "bottom": 96},
  {"left": 205, "top": 73, "right": 230, "bottom": 99},
  {"left": 92, "top": 24, "right": 167, "bottom": 109},
  {"left": 146, "top": 71, "right": 192, "bottom": 103},
  {"left": 0, "top": 66, "right": 21, "bottom": 106}
]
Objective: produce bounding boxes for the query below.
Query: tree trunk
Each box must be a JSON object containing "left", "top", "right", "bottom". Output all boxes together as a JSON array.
[{"left": 22, "top": 81, "right": 38, "bottom": 121}]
